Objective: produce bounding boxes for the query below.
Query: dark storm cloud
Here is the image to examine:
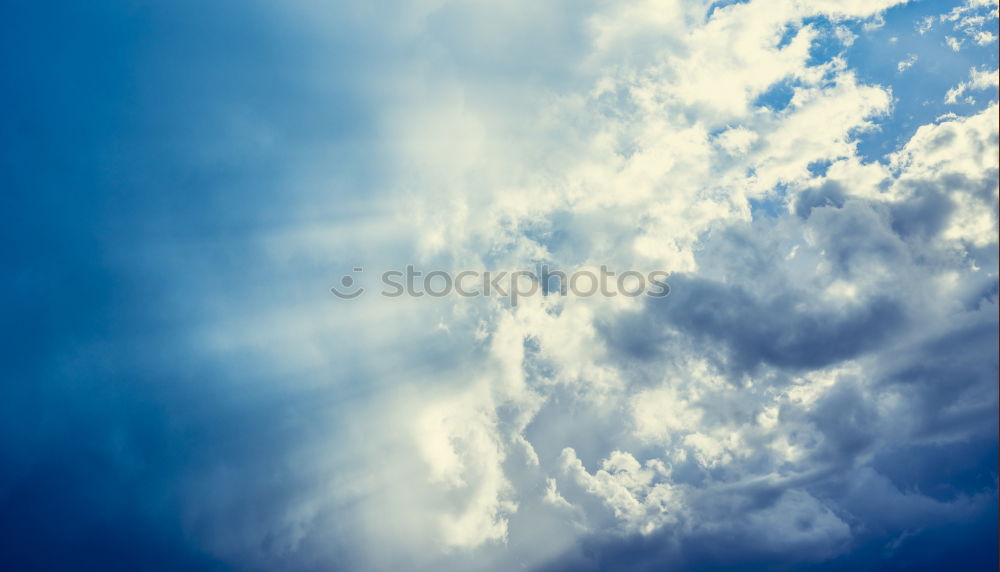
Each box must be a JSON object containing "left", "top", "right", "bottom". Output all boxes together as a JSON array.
[
  {"left": 603, "top": 273, "right": 905, "bottom": 375},
  {"left": 666, "top": 277, "right": 902, "bottom": 372},
  {"left": 587, "top": 173, "right": 997, "bottom": 571},
  {"left": 795, "top": 180, "right": 848, "bottom": 218}
]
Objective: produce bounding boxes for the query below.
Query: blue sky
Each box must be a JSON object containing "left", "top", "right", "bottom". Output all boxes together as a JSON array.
[{"left": 1, "top": 1, "right": 997, "bottom": 571}]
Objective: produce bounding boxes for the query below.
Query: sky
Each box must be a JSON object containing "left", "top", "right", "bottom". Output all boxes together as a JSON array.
[{"left": 1, "top": 1, "right": 998, "bottom": 570}]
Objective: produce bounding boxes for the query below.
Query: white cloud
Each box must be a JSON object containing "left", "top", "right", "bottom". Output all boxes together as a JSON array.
[
  {"left": 889, "top": 103, "right": 1000, "bottom": 246},
  {"left": 561, "top": 448, "right": 682, "bottom": 535},
  {"left": 945, "top": 66, "right": 1000, "bottom": 104},
  {"left": 897, "top": 53, "right": 918, "bottom": 72},
  {"left": 917, "top": 15, "right": 935, "bottom": 34},
  {"left": 941, "top": 0, "right": 999, "bottom": 46},
  {"left": 323, "top": 0, "right": 993, "bottom": 565},
  {"left": 171, "top": 1, "right": 999, "bottom": 569}
]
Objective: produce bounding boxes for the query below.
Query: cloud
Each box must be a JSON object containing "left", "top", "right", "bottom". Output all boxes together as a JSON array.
[
  {"left": 945, "top": 66, "right": 1000, "bottom": 104},
  {"left": 2, "top": 0, "right": 996, "bottom": 571},
  {"left": 897, "top": 53, "right": 918, "bottom": 72}
]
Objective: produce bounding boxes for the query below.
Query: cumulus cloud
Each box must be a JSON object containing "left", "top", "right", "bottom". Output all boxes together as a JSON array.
[
  {"left": 298, "top": 2, "right": 994, "bottom": 570},
  {"left": 174, "top": 0, "right": 996, "bottom": 569},
  {"left": 945, "top": 66, "right": 1000, "bottom": 104}
]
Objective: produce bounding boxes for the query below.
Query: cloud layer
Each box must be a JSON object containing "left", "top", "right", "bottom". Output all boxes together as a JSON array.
[{"left": 1, "top": 0, "right": 997, "bottom": 571}]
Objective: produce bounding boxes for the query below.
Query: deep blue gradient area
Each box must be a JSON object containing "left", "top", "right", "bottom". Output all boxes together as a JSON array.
[
  {"left": 1, "top": 7, "right": 209, "bottom": 571},
  {"left": 1, "top": 2, "right": 377, "bottom": 569}
]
